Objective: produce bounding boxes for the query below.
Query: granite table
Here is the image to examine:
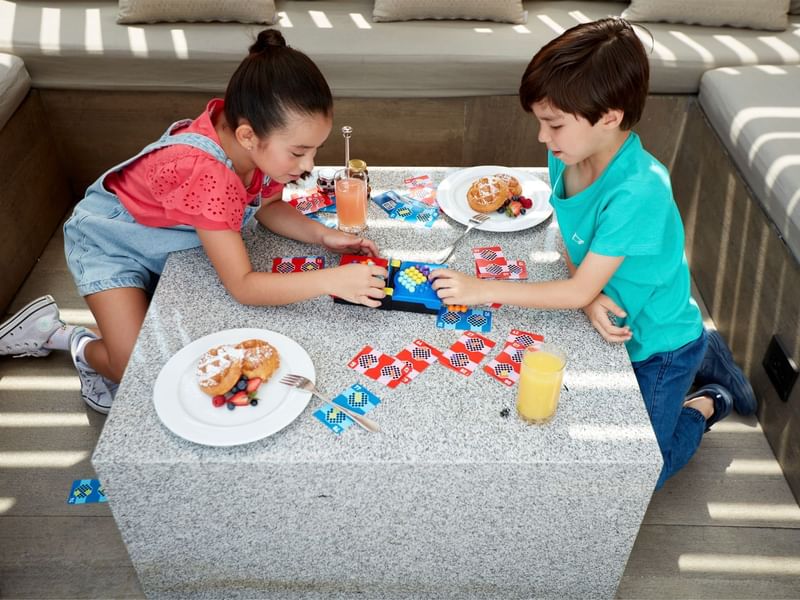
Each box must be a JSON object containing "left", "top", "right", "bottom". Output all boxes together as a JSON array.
[{"left": 92, "top": 167, "right": 662, "bottom": 599}]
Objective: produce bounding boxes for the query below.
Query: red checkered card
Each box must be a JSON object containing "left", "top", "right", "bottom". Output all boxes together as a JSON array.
[
  {"left": 483, "top": 341, "right": 526, "bottom": 387},
  {"left": 506, "top": 328, "right": 544, "bottom": 349},
  {"left": 439, "top": 331, "right": 496, "bottom": 376},
  {"left": 395, "top": 339, "right": 442, "bottom": 385},
  {"left": 473, "top": 246, "right": 508, "bottom": 279},
  {"left": 271, "top": 256, "right": 325, "bottom": 273},
  {"left": 287, "top": 189, "right": 333, "bottom": 214},
  {"left": 348, "top": 346, "right": 410, "bottom": 388},
  {"left": 403, "top": 175, "right": 437, "bottom": 206}
]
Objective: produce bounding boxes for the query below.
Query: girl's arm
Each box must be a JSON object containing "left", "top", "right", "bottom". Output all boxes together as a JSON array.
[
  {"left": 254, "top": 194, "right": 378, "bottom": 256},
  {"left": 430, "top": 251, "right": 623, "bottom": 309},
  {"left": 196, "top": 228, "right": 387, "bottom": 307}
]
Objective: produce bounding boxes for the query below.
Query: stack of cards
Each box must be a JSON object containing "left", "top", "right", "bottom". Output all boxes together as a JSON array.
[
  {"left": 403, "top": 175, "right": 437, "bottom": 207},
  {"left": 439, "top": 331, "right": 496, "bottom": 377},
  {"left": 271, "top": 256, "right": 325, "bottom": 273},
  {"left": 473, "top": 246, "right": 528, "bottom": 280},
  {"left": 483, "top": 328, "right": 545, "bottom": 386},
  {"left": 372, "top": 191, "right": 438, "bottom": 228},
  {"left": 313, "top": 383, "right": 381, "bottom": 435},
  {"left": 286, "top": 188, "right": 334, "bottom": 215}
]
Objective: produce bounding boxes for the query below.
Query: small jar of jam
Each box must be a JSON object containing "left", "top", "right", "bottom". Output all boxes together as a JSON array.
[{"left": 316, "top": 167, "right": 337, "bottom": 195}]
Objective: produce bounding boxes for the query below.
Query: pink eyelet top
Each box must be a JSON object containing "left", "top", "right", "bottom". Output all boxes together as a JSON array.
[{"left": 105, "top": 99, "right": 284, "bottom": 231}]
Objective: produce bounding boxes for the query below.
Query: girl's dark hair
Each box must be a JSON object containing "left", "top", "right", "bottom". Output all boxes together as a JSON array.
[
  {"left": 519, "top": 18, "right": 649, "bottom": 130},
  {"left": 224, "top": 29, "right": 333, "bottom": 138}
]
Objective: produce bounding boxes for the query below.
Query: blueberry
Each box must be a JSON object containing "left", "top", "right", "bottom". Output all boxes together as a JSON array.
[
  {"left": 236, "top": 380, "right": 247, "bottom": 391},
  {"left": 511, "top": 195, "right": 520, "bottom": 201},
  {"left": 250, "top": 398, "right": 259, "bottom": 406},
  {"left": 227, "top": 402, "right": 236, "bottom": 410},
  {"left": 496, "top": 206, "right": 505, "bottom": 213},
  {"left": 520, "top": 208, "right": 527, "bottom": 215}
]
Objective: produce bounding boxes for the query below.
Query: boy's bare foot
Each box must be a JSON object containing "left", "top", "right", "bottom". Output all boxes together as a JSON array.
[
  {"left": 683, "top": 395, "right": 714, "bottom": 419},
  {"left": 684, "top": 383, "right": 733, "bottom": 432}
]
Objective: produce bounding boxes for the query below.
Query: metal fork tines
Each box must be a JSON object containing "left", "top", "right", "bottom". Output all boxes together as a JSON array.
[
  {"left": 280, "top": 374, "right": 381, "bottom": 433},
  {"left": 437, "top": 213, "right": 491, "bottom": 264}
]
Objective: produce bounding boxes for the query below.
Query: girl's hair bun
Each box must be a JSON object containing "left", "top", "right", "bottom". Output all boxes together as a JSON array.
[{"left": 249, "top": 29, "right": 287, "bottom": 55}]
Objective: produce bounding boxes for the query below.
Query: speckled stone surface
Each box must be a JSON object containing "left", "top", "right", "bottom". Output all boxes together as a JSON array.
[{"left": 92, "top": 167, "right": 662, "bottom": 599}]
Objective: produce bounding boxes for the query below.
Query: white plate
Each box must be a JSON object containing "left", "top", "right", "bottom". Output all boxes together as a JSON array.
[
  {"left": 153, "top": 328, "right": 315, "bottom": 446},
  {"left": 437, "top": 165, "right": 553, "bottom": 232}
]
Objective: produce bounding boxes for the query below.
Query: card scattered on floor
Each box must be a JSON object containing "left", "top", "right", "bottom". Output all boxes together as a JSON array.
[
  {"left": 67, "top": 479, "right": 107, "bottom": 504},
  {"left": 272, "top": 256, "right": 325, "bottom": 273},
  {"left": 313, "top": 383, "right": 381, "bottom": 435},
  {"left": 436, "top": 305, "right": 492, "bottom": 332}
]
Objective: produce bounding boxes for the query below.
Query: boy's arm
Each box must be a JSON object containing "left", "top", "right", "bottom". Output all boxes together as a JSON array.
[
  {"left": 431, "top": 251, "right": 623, "bottom": 309},
  {"left": 195, "top": 228, "right": 387, "bottom": 307}
]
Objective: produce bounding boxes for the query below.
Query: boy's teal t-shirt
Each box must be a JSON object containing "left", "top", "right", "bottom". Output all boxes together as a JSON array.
[{"left": 548, "top": 132, "right": 702, "bottom": 362}]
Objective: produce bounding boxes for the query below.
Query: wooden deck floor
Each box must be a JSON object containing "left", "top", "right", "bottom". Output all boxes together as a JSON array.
[{"left": 1, "top": 228, "right": 799, "bottom": 599}]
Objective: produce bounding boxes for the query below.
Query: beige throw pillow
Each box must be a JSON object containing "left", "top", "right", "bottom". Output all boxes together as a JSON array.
[
  {"left": 117, "top": 0, "right": 276, "bottom": 24},
  {"left": 622, "top": 0, "right": 790, "bottom": 31},
  {"left": 373, "top": 0, "right": 527, "bottom": 24}
]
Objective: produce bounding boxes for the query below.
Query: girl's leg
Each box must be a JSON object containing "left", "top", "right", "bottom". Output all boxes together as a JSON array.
[
  {"left": 82, "top": 287, "right": 149, "bottom": 383},
  {"left": 633, "top": 332, "right": 708, "bottom": 489}
]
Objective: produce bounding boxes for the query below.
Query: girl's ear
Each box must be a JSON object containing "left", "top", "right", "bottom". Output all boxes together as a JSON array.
[
  {"left": 235, "top": 123, "right": 257, "bottom": 151},
  {"left": 601, "top": 108, "right": 624, "bottom": 129}
]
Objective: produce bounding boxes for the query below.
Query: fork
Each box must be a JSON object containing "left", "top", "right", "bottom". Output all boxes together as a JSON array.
[
  {"left": 436, "top": 213, "right": 491, "bottom": 264},
  {"left": 280, "top": 374, "right": 381, "bottom": 433}
]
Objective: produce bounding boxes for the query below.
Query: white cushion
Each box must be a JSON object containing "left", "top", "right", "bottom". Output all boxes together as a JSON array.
[
  {"left": 0, "top": 54, "right": 31, "bottom": 130},
  {"left": 622, "top": 0, "right": 790, "bottom": 31},
  {"left": 117, "top": 0, "right": 275, "bottom": 24},
  {"left": 373, "top": 0, "right": 526, "bottom": 24},
  {"left": 700, "top": 65, "right": 800, "bottom": 262}
]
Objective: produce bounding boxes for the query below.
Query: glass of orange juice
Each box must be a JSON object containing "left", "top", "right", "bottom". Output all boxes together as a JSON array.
[
  {"left": 334, "top": 168, "right": 368, "bottom": 234},
  {"left": 516, "top": 344, "right": 566, "bottom": 424}
]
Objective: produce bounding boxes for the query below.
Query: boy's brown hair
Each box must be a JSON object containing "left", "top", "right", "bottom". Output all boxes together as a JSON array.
[{"left": 519, "top": 18, "right": 649, "bottom": 130}]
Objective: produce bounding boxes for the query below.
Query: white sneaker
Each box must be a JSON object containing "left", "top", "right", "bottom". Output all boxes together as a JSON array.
[
  {"left": 0, "top": 295, "right": 63, "bottom": 358},
  {"left": 70, "top": 327, "right": 115, "bottom": 414}
]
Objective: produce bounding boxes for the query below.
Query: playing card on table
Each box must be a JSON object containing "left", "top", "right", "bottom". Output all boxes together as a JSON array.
[
  {"left": 403, "top": 174, "right": 437, "bottom": 206},
  {"left": 395, "top": 339, "right": 442, "bottom": 385},
  {"left": 313, "top": 404, "right": 356, "bottom": 435},
  {"left": 436, "top": 306, "right": 492, "bottom": 333},
  {"left": 271, "top": 256, "right": 325, "bottom": 273},
  {"left": 439, "top": 331, "right": 496, "bottom": 376},
  {"left": 505, "top": 260, "right": 528, "bottom": 280},
  {"left": 371, "top": 191, "right": 438, "bottom": 228},
  {"left": 313, "top": 384, "right": 382, "bottom": 435},
  {"left": 347, "top": 345, "right": 410, "bottom": 388},
  {"left": 484, "top": 341, "right": 526, "bottom": 387},
  {"left": 505, "top": 328, "right": 544, "bottom": 349},
  {"left": 287, "top": 189, "right": 333, "bottom": 214},
  {"left": 473, "top": 246, "right": 510, "bottom": 279}
]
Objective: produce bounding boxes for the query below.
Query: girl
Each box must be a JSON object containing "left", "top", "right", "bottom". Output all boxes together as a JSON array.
[{"left": 0, "top": 29, "right": 387, "bottom": 414}]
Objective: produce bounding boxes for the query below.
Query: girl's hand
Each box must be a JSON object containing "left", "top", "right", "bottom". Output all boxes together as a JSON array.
[
  {"left": 332, "top": 263, "right": 388, "bottom": 308},
  {"left": 583, "top": 294, "right": 632, "bottom": 343},
  {"left": 320, "top": 230, "right": 378, "bottom": 256},
  {"left": 429, "top": 268, "right": 488, "bottom": 306}
]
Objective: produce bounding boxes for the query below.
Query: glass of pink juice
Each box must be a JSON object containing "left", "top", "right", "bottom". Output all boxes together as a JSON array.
[{"left": 334, "top": 168, "right": 368, "bottom": 234}]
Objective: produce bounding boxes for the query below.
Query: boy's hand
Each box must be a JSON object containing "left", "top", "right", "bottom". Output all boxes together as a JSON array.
[
  {"left": 331, "top": 263, "right": 388, "bottom": 308},
  {"left": 583, "top": 294, "right": 632, "bottom": 343},
  {"left": 430, "top": 268, "right": 488, "bottom": 306},
  {"left": 320, "top": 230, "right": 378, "bottom": 256}
]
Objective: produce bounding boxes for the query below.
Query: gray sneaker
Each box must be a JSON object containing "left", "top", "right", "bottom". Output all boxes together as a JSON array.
[
  {"left": 70, "top": 327, "right": 114, "bottom": 414},
  {"left": 0, "top": 295, "right": 63, "bottom": 358}
]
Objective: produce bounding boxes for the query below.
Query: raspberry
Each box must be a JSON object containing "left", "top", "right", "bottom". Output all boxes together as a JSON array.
[{"left": 519, "top": 196, "right": 533, "bottom": 209}]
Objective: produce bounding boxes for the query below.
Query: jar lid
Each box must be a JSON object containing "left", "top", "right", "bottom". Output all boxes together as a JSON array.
[{"left": 348, "top": 159, "right": 367, "bottom": 172}]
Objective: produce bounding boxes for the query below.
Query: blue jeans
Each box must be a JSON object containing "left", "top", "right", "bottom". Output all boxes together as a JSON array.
[{"left": 632, "top": 330, "right": 708, "bottom": 490}]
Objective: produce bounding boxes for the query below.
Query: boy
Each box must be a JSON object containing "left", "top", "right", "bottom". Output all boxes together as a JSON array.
[{"left": 430, "top": 18, "right": 755, "bottom": 489}]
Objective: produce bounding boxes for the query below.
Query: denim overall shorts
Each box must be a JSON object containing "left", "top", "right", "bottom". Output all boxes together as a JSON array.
[{"left": 64, "top": 120, "right": 263, "bottom": 297}]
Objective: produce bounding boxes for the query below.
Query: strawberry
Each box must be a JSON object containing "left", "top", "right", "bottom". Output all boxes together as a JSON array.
[
  {"left": 212, "top": 395, "right": 226, "bottom": 408},
  {"left": 505, "top": 200, "right": 522, "bottom": 218},
  {"left": 230, "top": 390, "right": 250, "bottom": 406},
  {"left": 519, "top": 196, "right": 533, "bottom": 209},
  {"left": 246, "top": 377, "right": 262, "bottom": 393}
]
